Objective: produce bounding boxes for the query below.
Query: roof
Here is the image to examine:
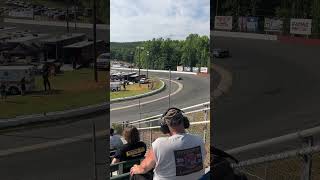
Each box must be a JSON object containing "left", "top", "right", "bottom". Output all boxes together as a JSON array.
[
  {"left": 42, "top": 33, "right": 85, "bottom": 43},
  {"left": 63, "top": 40, "right": 104, "bottom": 48},
  {"left": 0, "top": 65, "right": 35, "bottom": 70},
  {"left": 7, "top": 34, "right": 49, "bottom": 43}
]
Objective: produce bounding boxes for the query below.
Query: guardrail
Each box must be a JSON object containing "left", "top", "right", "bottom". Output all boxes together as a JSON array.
[
  {"left": 111, "top": 67, "right": 198, "bottom": 75},
  {"left": 111, "top": 80, "right": 165, "bottom": 102},
  {"left": 0, "top": 102, "right": 108, "bottom": 129},
  {"left": 120, "top": 101, "right": 210, "bottom": 126},
  {"left": 226, "top": 125, "right": 320, "bottom": 180}
]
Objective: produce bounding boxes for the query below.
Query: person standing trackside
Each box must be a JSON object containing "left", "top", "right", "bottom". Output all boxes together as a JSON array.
[
  {"left": 0, "top": 83, "right": 7, "bottom": 101},
  {"left": 20, "top": 77, "right": 26, "bottom": 96},
  {"left": 42, "top": 64, "right": 51, "bottom": 92}
]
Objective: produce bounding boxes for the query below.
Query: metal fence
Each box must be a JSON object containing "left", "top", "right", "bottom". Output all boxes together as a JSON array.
[
  {"left": 227, "top": 126, "right": 320, "bottom": 180},
  {"left": 112, "top": 102, "right": 211, "bottom": 167}
]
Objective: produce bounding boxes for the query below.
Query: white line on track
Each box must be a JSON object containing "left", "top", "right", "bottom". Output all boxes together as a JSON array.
[
  {"left": 0, "top": 131, "right": 107, "bottom": 157},
  {"left": 110, "top": 78, "right": 183, "bottom": 111}
]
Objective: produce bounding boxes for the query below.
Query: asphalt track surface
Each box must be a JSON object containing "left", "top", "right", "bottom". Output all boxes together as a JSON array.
[
  {"left": 0, "top": 21, "right": 209, "bottom": 179},
  {"left": 0, "top": 73, "right": 209, "bottom": 179},
  {"left": 111, "top": 70, "right": 210, "bottom": 123},
  {"left": 213, "top": 36, "right": 320, "bottom": 160}
]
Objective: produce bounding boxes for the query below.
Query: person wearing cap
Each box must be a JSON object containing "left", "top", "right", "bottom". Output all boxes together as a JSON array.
[{"left": 130, "top": 107, "right": 206, "bottom": 180}]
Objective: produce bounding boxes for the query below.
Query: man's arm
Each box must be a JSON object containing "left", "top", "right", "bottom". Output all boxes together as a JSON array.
[{"left": 130, "top": 148, "right": 156, "bottom": 175}]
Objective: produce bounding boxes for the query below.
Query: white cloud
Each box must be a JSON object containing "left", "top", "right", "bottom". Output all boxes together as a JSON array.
[{"left": 111, "top": 0, "right": 210, "bottom": 42}]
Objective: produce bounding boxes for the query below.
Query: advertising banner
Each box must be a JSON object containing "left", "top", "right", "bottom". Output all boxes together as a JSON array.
[
  {"left": 8, "top": 10, "right": 33, "bottom": 18},
  {"left": 200, "top": 67, "right": 208, "bottom": 73},
  {"left": 290, "top": 19, "right": 312, "bottom": 35},
  {"left": 247, "top": 17, "right": 259, "bottom": 32},
  {"left": 238, "top": 17, "right": 247, "bottom": 32},
  {"left": 176, "top": 66, "right": 183, "bottom": 72},
  {"left": 265, "top": 18, "right": 283, "bottom": 32},
  {"left": 214, "top": 16, "right": 233, "bottom": 30},
  {"left": 192, "top": 67, "right": 199, "bottom": 73},
  {"left": 184, "top": 67, "right": 191, "bottom": 72}
]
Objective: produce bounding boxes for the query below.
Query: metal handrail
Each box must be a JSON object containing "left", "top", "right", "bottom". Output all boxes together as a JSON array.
[
  {"left": 137, "top": 120, "right": 210, "bottom": 131},
  {"left": 126, "top": 102, "right": 210, "bottom": 125},
  {"left": 130, "top": 107, "right": 210, "bottom": 125}
]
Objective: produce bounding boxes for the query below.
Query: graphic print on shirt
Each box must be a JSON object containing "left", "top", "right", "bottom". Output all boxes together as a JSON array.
[
  {"left": 174, "top": 146, "right": 203, "bottom": 176},
  {"left": 126, "top": 147, "right": 146, "bottom": 158}
]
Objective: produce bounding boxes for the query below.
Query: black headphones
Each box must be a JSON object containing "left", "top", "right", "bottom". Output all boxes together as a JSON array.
[{"left": 160, "top": 107, "right": 190, "bottom": 134}]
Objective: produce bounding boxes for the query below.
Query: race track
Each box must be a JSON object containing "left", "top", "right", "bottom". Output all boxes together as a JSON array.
[{"left": 213, "top": 36, "right": 320, "bottom": 160}]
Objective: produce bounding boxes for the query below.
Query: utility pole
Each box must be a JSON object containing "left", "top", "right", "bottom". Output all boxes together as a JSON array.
[
  {"left": 66, "top": 5, "right": 70, "bottom": 33},
  {"left": 216, "top": 0, "right": 219, "bottom": 16},
  {"left": 146, "top": 51, "right": 149, "bottom": 78},
  {"left": 136, "top": 46, "right": 144, "bottom": 76},
  {"left": 93, "top": 0, "right": 98, "bottom": 82},
  {"left": 92, "top": 120, "right": 98, "bottom": 180},
  {"left": 169, "top": 66, "right": 171, "bottom": 108}
]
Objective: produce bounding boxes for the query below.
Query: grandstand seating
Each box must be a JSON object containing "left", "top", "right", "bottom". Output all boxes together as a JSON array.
[{"left": 110, "top": 158, "right": 144, "bottom": 178}]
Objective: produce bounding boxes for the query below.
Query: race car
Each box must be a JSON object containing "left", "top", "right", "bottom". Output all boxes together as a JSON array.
[{"left": 213, "top": 48, "right": 230, "bottom": 58}]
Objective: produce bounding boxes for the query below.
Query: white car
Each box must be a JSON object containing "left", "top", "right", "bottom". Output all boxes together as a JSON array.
[{"left": 139, "top": 78, "right": 148, "bottom": 84}]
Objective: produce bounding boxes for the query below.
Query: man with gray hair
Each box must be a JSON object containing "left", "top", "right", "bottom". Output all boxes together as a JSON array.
[{"left": 130, "top": 107, "right": 206, "bottom": 180}]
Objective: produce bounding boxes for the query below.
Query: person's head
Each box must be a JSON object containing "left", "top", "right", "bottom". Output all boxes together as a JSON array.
[
  {"left": 160, "top": 107, "right": 190, "bottom": 135},
  {"left": 110, "top": 128, "right": 114, "bottom": 136},
  {"left": 122, "top": 125, "right": 140, "bottom": 144}
]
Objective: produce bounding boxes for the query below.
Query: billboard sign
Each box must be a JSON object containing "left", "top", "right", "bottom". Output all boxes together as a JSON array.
[
  {"left": 247, "top": 17, "right": 259, "bottom": 32},
  {"left": 176, "top": 66, "right": 183, "bottom": 72},
  {"left": 8, "top": 10, "right": 33, "bottom": 19},
  {"left": 265, "top": 18, "right": 283, "bottom": 32},
  {"left": 290, "top": 19, "right": 312, "bottom": 35},
  {"left": 184, "top": 67, "right": 191, "bottom": 72},
  {"left": 214, "top": 16, "right": 233, "bottom": 30},
  {"left": 200, "top": 67, "right": 208, "bottom": 73},
  {"left": 238, "top": 17, "right": 247, "bottom": 32},
  {"left": 192, "top": 67, "right": 199, "bottom": 73}
]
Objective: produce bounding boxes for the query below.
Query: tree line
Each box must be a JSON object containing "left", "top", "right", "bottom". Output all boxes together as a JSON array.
[{"left": 111, "top": 34, "right": 209, "bottom": 70}]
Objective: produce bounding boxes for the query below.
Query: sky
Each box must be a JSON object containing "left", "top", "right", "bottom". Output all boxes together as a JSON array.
[{"left": 111, "top": 0, "right": 210, "bottom": 42}]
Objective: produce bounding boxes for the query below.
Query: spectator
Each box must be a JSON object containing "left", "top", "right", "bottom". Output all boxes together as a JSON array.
[
  {"left": 112, "top": 126, "right": 147, "bottom": 172},
  {"left": 110, "top": 128, "right": 124, "bottom": 151},
  {"left": 0, "top": 83, "right": 7, "bottom": 100},
  {"left": 130, "top": 107, "right": 206, "bottom": 180},
  {"left": 20, "top": 77, "right": 26, "bottom": 96},
  {"left": 42, "top": 64, "right": 51, "bottom": 92}
]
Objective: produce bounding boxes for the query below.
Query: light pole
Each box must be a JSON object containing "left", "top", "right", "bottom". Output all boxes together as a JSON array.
[
  {"left": 146, "top": 51, "right": 149, "bottom": 79},
  {"left": 130, "top": 51, "right": 133, "bottom": 72},
  {"left": 93, "top": 0, "right": 97, "bottom": 82},
  {"left": 136, "top": 46, "right": 144, "bottom": 76},
  {"left": 216, "top": 0, "right": 219, "bottom": 16}
]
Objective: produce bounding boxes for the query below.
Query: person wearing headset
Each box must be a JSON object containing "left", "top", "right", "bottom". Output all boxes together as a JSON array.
[{"left": 130, "top": 107, "right": 206, "bottom": 180}]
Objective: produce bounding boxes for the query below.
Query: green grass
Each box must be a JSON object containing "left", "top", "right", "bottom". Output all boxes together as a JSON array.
[
  {"left": 0, "top": 69, "right": 107, "bottom": 118},
  {"left": 110, "top": 79, "right": 162, "bottom": 100}
]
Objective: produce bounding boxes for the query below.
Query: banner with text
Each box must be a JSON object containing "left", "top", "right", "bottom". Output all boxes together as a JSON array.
[
  {"left": 8, "top": 10, "right": 33, "bottom": 19},
  {"left": 290, "top": 19, "right": 312, "bottom": 35},
  {"left": 214, "top": 16, "right": 233, "bottom": 30},
  {"left": 238, "top": 17, "right": 247, "bottom": 32},
  {"left": 247, "top": 17, "right": 259, "bottom": 32},
  {"left": 200, "top": 67, "right": 208, "bottom": 73},
  {"left": 265, "top": 18, "right": 283, "bottom": 32}
]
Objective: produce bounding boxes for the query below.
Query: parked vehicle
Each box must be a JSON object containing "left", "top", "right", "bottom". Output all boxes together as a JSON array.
[
  {"left": 97, "top": 53, "right": 110, "bottom": 70},
  {"left": 110, "top": 81, "right": 121, "bottom": 92},
  {"left": 139, "top": 78, "right": 148, "bottom": 84},
  {"left": 0, "top": 65, "right": 35, "bottom": 95}
]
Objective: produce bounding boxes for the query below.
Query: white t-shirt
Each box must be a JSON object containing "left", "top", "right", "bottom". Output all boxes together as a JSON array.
[
  {"left": 110, "top": 134, "right": 124, "bottom": 150},
  {"left": 152, "top": 133, "right": 206, "bottom": 180}
]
